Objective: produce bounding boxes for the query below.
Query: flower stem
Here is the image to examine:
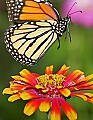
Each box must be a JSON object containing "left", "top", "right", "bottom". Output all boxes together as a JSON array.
[{"left": 47, "top": 111, "right": 50, "bottom": 120}]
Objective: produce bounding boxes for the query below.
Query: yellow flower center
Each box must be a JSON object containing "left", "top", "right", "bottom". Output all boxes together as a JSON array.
[
  {"left": 37, "top": 74, "right": 65, "bottom": 87},
  {"left": 36, "top": 74, "right": 71, "bottom": 98}
]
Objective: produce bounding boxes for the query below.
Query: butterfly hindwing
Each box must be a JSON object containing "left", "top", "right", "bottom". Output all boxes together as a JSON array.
[{"left": 5, "top": 20, "right": 58, "bottom": 65}]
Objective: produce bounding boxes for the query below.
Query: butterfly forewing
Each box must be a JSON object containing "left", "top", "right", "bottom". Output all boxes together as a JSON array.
[
  {"left": 6, "top": 0, "right": 15, "bottom": 22},
  {"left": 6, "top": 0, "right": 59, "bottom": 22}
]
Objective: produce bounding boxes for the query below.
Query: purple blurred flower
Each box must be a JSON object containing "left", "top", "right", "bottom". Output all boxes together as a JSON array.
[{"left": 62, "top": 0, "right": 93, "bottom": 27}]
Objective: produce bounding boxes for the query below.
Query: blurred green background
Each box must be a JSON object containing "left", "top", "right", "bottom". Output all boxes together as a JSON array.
[{"left": 0, "top": 0, "right": 93, "bottom": 120}]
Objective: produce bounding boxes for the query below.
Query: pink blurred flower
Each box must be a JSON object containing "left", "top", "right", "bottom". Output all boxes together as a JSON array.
[{"left": 62, "top": 0, "right": 93, "bottom": 27}]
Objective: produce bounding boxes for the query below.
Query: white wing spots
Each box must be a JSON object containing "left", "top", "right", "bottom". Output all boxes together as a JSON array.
[
  {"left": 6, "top": 0, "right": 24, "bottom": 21},
  {"left": 6, "top": 0, "right": 15, "bottom": 21},
  {"left": 34, "top": 0, "right": 45, "bottom": 2},
  {"left": 14, "top": 0, "right": 23, "bottom": 21}
]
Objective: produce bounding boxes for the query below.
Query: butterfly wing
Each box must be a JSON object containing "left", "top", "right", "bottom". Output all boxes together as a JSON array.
[
  {"left": 6, "top": 0, "right": 59, "bottom": 22},
  {"left": 5, "top": 20, "right": 58, "bottom": 66},
  {"left": 5, "top": 0, "right": 60, "bottom": 65},
  {"left": 6, "top": 0, "right": 15, "bottom": 22}
]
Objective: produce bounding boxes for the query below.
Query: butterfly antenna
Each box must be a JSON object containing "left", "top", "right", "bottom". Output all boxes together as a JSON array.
[
  {"left": 57, "top": 37, "right": 60, "bottom": 49},
  {"left": 68, "top": 10, "right": 82, "bottom": 16},
  {"left": 67, "top": 2, "right": 77, "bottom": 16}
]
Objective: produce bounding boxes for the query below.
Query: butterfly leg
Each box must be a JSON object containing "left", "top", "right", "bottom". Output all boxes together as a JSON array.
[
  {"left": 68, "top": 30, "right": 71, "bottom": 42},
  {"left": 57, "top": 37, "right": 60, "bottom": 49},
  {"left": 64, "top": 28, "right": 68, "bottom": 41},
  {"left": 64, "top": 24, "right": 71, "bottom": 42},
  {"left": 68, "top": 25, "right": 71, "bottom": 42}
]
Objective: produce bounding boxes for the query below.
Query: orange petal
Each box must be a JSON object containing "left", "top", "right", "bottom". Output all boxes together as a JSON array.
[
  {"left": 24, "top": 99, "right": 41, "bottom": 116},
  {"left": 64, "top": 70, "right": 84, "bottom": 87},
  {"left": 39, "top": 98, "right": 50, "bottom": 112},
  {"left": 2, "top": 88, "right": 13, "bottom": 95},
  {"left": 75, "top": 81, "right": 93, "bottom": 90},
  {"left": 87, "top": 98, "right": 93, "bottom": 103},
  {"left": 8, "top": 94, "right": 20, "bottom": 102},
  {"left": 57, "top": 64, "right": 70, "bottom": 76},
  {"left": 84, "top": 93, "right": 93, "bottom": 97},
  {"left": 84, "top": 93, "right": 93, "bottom": 103},
  {"left": 11, "top": 75, "right": 21, "bottom": 80},
  {"left": 10, "top": 83, "right": 27, "bottom": 91},
  {"left": 59, "top": 88, "right": 71, "bottom": 97},
  {"left": 85, "top": 74, "right": 93, "bottom": 81},
  {"left": 20, "top": 69, "right": 37, "bottom": 86},
  {"left": 20, "top": 91, "right": 38, "bottom": 100},
  {"left": 59, "top": 98, "right": 77, "bottom": 120},
  {"left": 12, "top": 75, "right": 36, "bottom": 86},
  {"left": 71, "top": 93, "right": 88, "bottom": 101},
  {"left": 50, "top": 98, "right": 61, "bottom": 120},
  {"left": 83, "top": 81, "right": 93, "bottom": 86},
  {"left": 71, "top": 92, "right": 93, "bottom": 103},
  {"left": 76, "top": 74, "right": 93, "bottom": 84},
  {"left": 35, "top": 85, "right": 44, "bottom": 89},
  {"left": 45, "top": 65, "right": 53, "bottom": 74}
]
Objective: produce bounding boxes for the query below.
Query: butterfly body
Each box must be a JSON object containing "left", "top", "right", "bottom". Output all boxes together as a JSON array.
[
  {"left": 55, "top": 16, "right": 71, "bottom": 37},
  {"left": 5, "top": 0, "right": 71, "bottom": 66}
]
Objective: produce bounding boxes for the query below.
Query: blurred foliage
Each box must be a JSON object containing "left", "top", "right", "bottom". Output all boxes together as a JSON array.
[{"left": 0, "top": 0, "right": 93, "bottom": 120}]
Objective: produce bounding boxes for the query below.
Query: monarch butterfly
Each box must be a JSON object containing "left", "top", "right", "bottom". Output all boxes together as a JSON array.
[{"left": 5, "top": 0, "right": 73, "bottom": 66}]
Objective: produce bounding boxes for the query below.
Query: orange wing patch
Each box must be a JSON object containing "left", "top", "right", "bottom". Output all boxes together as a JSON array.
[
  {"left": 22, "top": 7, "right": 44, "bottom": 13},
  {"left": 40, "top": 3, "right": 58, "bottom": 21},
  {"left": 19, "top": 0, "right": 58, "bottom": 21},
  {"left": 25, "top": 1, "right": 40, "bottom": 7}
]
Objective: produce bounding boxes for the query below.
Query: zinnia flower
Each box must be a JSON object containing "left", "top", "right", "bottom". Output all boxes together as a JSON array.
[
  {"left": 3, "top": 65, "right": 93, "bottom": 120},
  {"left": 62, "top": 0, "right": 93, "bottom": 27}
]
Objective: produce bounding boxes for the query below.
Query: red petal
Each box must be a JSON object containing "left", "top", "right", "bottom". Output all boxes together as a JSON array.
[
  {"left": 75, "top": 74, "right": 93, "bottom": 84},
  {"left": 71, "top": 92, "right": 93, "bottom": 103},
  {"left": 50, "top": 98, "right": 61, "bottom": 120},
  {"left": 71, "top": 92, "right": 88, "bottom": 101},
  {"left": 72, "top": 81, "right": 93, "bottom": 91},
  {"left": 57, "top": 64, "right": 70, "bottom": 76},
  {"left": 20, "top": 90, "right": 39, "bottom": 100},
  {"left": 59, "top": 98, "right": 77, "bottom": 120},
  {"left": 20, "top": 69, "right": 38, "bottom": 86},
  {"left": 10, "top": 82, "right": 29, "bottom": 92},
  {"left": 64, "top": 70, "right": 84, "bottom": 87},
  {"left": 24, "top": 99, "right": 41, "bottom": 116},
  {"left": 11, "top": 76, "right": 34, "bottom": 87},
  {"left": 45, "top": 65, "right": 53, "bottom": 74}
]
